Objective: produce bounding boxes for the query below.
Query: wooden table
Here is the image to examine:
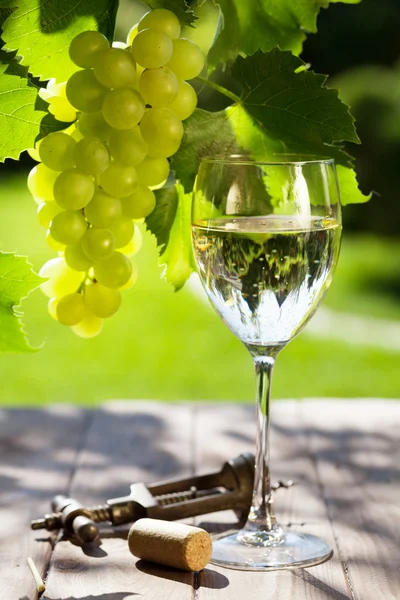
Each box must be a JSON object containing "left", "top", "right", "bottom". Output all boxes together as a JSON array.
[{"left": 1, "top": 400, "right": 399, "bottom": 600}]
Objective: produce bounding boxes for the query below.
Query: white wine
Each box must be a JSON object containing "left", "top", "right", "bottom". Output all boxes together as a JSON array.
[{"left": 192, "top": 215, "right": 341, "bottom": 347}]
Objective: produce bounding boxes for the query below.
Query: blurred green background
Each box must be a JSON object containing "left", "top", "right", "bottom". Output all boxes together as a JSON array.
[{"left": 0, "top": 0, "right": 399, "bottom": 405}]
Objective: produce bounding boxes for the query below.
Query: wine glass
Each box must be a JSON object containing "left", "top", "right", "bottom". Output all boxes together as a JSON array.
[{"left": 192, "top": 155, "right": 342, "bottom": 570}]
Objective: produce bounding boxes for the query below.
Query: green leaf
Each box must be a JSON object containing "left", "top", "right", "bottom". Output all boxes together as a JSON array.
[
  {"left": 158, "top": 184, "right": 194, "bottom": 290},
  {"left": 171, "top": 108, "right": 239, "bottom": 192},
  {"left": 0, "top": 63, "right": 46, "bottom": 161},
  {"left": 231, "top": 48, "right": 360, "bottom": 162},
  {"left": 227, "top": 105, "right": 368, "bottom": 207},
  {"left": 145, "top": 0, "right": 197, "bottom": 26},
  {"left": 1, "top": 0, "right": 119, "bottom": 83},
  {"left": 336, "top": 165, "right": 371, "bottom": 206},
  {"left": 226, "top": 104, "right": 285, "bottom": 159},
  {"left": 208, "top": 0, "right": 361, "bottom": 68},
  {"left": 0, "top": 253, "right": 42, "bottom": 353},
  {"left": 146, "top": 185, "right": 179, "bottom": 252}
]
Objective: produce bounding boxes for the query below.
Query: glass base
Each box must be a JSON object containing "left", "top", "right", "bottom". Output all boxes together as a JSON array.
[{"left": 211, "top": 527, "right": 333, "bottom": 571}]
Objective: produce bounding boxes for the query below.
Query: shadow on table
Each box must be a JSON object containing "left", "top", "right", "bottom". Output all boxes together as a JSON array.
[
  {"left": 0, "top": 406, "right": 187, "bottom": 504},
  {"left": 292, "top": 570, "right": 350, "bottom": 600},
  {"left": 3, "top": 403, "right": 400, "bottom": 550},
  {"left": 136, "top": 560, "right": 230, "bottom": 589}
]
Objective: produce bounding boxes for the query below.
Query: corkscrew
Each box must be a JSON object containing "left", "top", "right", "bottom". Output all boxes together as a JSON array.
[{"left": 31, "top": 453, "right": 255, "bottom": 544}]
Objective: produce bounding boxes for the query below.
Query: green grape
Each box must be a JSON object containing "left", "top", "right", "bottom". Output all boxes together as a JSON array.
[
  {"left": 98, "top": 162, "right": 137, "bottom": 197},
  {"left": 147, "top": 139, "right": 180, "bottom": 159},
  {"left": 28, "top": 164, "right": 59, "bottom": 202},
  {"left": 71, "top": 311, "right": 103, "bottom": 338},
  {"left": 140, "top": 107, "right": 183, "bottom": 158},
  {"left": 48, "top": 297, "right": 60, "bottom": 320},
  {"left": 53, "top": 169, "right": 95, "bottom": 210},
  {"left": 50, "top": 210, "right": 88, "bottom": 245},
  {"left": 102, "top": 88, "right": 145, "bottom": 130},
  {"left": 81, "top": 228, "right": 115, "bottom": 260},
  {"left": 119, "top": 262, "right": 138, "bottom": 290},
  {"left": 93, "top": 47, "right": 137, "bottom": 89},
  {"left": 166, "top": 38, "right": 205, "bottom": 80},
  {"left": 40, "top": 258, "right": 85, "bottom": 298},
  {"left": 69, "top": 31, "right": 109, "bottom": 68},
  {"left": 37, "top": 201, "right": 62, "bottom": 227},
  {"left": 169, "top": 80, "right": 197, "bottom": 120},
  {"left": 66, "top": 70, "right": 107, "bottom": 113},
  {"left": 122, "top": 184, "right": 155, "bottom": 218},
  {"left": 84, "top": 283, "right": 121, "bottom": 318},
  {"left": 136, "top": 157, "right": 169, "bottom": 188},
  {"left": 64, "top": 242, "right": 93, "bottom": 271},
  {"left": 73, "top": 137, "right": 110, "bottom": 175},
  {"left": 139, "top": 67, "right": 178, "bottom": 108},
  {"left": 131, "top": 29, "right": 173, "bottom": 69},
  {"left": 132, "top": 225, "right": 143, "bottom": 255},
  {"left": 109, "top": 217, "right": 134, "bottom": 248},
  {"left": 138, "top": 9, "right": 181, "bottom": 40},
  {"left": 78, "top": 111, "right": 112, "bottom": 141},
  {"left": 84, "top": 190, "right": 122, "bottom": 227},
  {"left": 120, "top": 225, "right": 142, "bottom": 257},
  {"left": 27, "top": 140, "right": 42, "bottom": 162},
  {"left": 56, "top": 293, "right": 86, "bottom": 326},
  {"left": 46, "top": 230, "right": 66, "bottom": 252},
  {"left": 109, "top": 127, "right": 148, "bottom": 167},
  {"left": 94, "top": 251, "right": 132, "bottom": 288},
  {"left": 126, "top": 23, "right": 139, "bottom": 45},
  {"left": 39, "top": 132, "right": 76, "bottom": 171}
]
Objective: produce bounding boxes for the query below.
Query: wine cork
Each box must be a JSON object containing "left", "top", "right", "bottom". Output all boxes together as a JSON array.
[{"left": 128, "top": 519, "right": 212, "bottom": 571}]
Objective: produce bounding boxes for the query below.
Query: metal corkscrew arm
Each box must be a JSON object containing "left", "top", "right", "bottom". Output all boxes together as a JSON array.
[{"left": 31, "top": 453, "right": 255, "bottom": 544}]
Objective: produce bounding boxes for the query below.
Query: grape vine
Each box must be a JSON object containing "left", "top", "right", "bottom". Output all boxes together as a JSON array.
[
  {"left": 28, "top": 9, "right": 203, "bottom": 337},
  {"left": 0, "top": 0, "right": 370, "bottom": 349}
]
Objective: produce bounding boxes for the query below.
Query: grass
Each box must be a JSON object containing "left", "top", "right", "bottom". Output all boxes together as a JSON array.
[{"left": 0, "top": 173, "right": 398, "bottom": 406}]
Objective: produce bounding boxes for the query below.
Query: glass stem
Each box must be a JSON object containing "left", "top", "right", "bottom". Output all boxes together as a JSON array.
[{"left": 247, "top": 352, "right": 279, "bottom": 531}]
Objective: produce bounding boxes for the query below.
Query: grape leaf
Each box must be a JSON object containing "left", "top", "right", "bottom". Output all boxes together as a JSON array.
[
  {"left": 231, "top": 48, "right": 360, "bottom": 163},
  {"left": 336, "top": 165, "right": 371, "bottom": 206},
  {"left": 1, "top": 0, "right": 118, "bottom": 83},
  {"left": 145, "top": 0, "right": 197, "bottom": 26},
  {"left": 158, "top": 184, "right": 195, "bottom": 290},
  {"left": 226, "top": 104, "right": 285, "bottom": 159},
  {"left": 227, "top": 105, "right": 369, "bottom": 206},
  {"left": 208, "top": 0, "right": 361, "bottom": 68},
  {"left": 171, "top": 108, "right": 239, "bottom": 192},
  {"left": 0, "top": 63, "right": 46, "bottom": 161},
  {"left": 0, "top": 253, "right": 42, "bottom": 353},
  {"left": 146, "top": 185, "right": 179, "bottom": 252}
]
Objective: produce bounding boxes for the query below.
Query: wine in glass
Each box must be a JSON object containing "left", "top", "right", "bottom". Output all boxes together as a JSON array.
[{"left": 192, "top": 156, "right": 342, "bottom": 570}]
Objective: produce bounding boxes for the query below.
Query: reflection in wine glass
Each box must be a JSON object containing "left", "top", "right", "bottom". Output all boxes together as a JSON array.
[{"left": 192, "top": 156, "right": 342, "bottom": 570}]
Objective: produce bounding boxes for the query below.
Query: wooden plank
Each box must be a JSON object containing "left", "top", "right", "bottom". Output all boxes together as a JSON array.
[
  {"left": 43, "top": 401, "right": 196, "bottom": 600},
  {"left": 304, "top": 399, "right": 400, "bottom": 600},
  {"left": 193, "top": 401, "right": 351, "bottom": 600},
  {"left": 0, "top": 405, "right": 87, "bottom": 600}
]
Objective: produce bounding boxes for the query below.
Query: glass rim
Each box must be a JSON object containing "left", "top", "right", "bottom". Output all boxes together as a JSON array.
[{"left": 199, "top": 154, "right": 335, "bottom": 167}]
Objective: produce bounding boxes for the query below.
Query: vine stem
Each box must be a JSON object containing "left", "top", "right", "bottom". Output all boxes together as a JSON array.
[{"left": 195, "top": 76, "right": 242, "bottom": 105}]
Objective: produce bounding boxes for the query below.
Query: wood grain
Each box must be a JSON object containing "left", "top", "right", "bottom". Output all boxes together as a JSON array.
[
  {"left": 0, "top": 405, "right": 87, "bottom": 600},
  {"left": 43, "top": 402, "right": 195, "bottom": 600},
  {"left": 4, "top": 400, "right": 399, "bottom": 599},
  {"left": 193, "top": 402, "right": 351, "bottom": 599},
  {"left": 304, "top": 399, "right": 400, "bottom": 600}
]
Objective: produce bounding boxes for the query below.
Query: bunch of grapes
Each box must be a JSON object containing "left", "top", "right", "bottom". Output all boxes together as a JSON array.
[{"left": 27, "top": 9, "right": 204, "bottom": 338}]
